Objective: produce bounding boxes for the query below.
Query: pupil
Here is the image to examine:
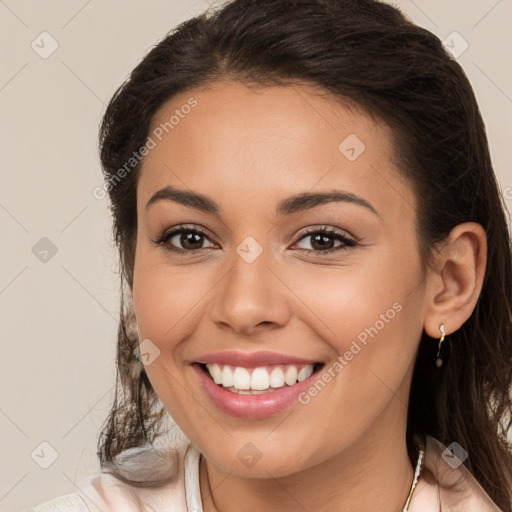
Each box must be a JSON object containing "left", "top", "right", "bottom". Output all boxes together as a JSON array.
[
  {"left": 312, "top": 234, "right": 333, "bottom": 250},
  {"left": 182, "top": 232, "right": 203, "bottom": 250}
]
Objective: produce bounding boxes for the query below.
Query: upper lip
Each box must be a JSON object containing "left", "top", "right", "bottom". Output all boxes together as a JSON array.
[{"left": 195, "top": 351, "right": 320, "bottom": 367}]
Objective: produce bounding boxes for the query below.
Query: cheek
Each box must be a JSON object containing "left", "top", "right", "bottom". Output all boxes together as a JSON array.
[
  {"left": 280, "top": 247, "right": 422, "bottom": 353},
  {"left": 283, "top": 277, "right": 422, "bottom": 468},
  {"left": 280, "top": 249, "right": 424, "bottom": 409},
  {"left": 131, "top": 252, "right": 215, "bottom": 422},
  {"left": 132, "top": 252, "right": 215, "bottom": 349}
]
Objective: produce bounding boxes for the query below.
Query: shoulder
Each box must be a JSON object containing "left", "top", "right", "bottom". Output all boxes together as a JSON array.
[
  {"left": 409, "top": 434, "right": 504, "bottom": 512},
  {"left": 26, "top": 439, "right": 201, "bottom": 512}
]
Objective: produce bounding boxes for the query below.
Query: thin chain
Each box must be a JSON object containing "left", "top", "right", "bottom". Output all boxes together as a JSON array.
[{"left": 402, "top": 441, "right": 425, "bottom": 511}]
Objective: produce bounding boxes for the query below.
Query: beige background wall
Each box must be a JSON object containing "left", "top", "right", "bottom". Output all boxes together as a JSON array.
[{"left": 1, "top": 1, "right": 511, "bottom": 510}]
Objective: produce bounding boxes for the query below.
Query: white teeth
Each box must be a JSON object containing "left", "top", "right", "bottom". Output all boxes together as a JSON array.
[
  {"left": 298, "top": 365, "right": 314, "bottom": 382},
  {"left": 269, "top": 367, "right": 285, "bottom": 388},
  {"left": 284, "top": 366, "right": 298, "bottom": 386},
  {"left": 221, "top": 365, "right": 234, "bottom": 387},
  {"left": 233, "top": 367, "right": 251, "bottom": 390},
  {"left": 209, "top": 364, "right": 222, "bottom": 384},
  {"left": 204, "top": 363, "right": 316, "bottom": 392},
  {"left": 251, "top": 367, "right": 270, "bottom": 390}
]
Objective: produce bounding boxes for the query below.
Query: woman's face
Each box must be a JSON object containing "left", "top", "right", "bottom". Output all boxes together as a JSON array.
[{"left": 132, "top": 79, "right": 428, "bottom": 477}]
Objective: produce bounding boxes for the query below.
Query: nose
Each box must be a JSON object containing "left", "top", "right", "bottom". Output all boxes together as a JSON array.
[{"left": 209, "top": 245, "right": 291, "bottom": 337}]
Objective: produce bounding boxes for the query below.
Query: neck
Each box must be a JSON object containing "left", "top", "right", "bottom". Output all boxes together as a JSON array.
[{"left": 199, "top": 404, "right": 416, "bottom": 512}]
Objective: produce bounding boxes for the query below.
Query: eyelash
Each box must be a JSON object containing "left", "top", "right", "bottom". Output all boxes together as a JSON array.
[{"left": 151, "top": 224, "right": 357, "bottom": 256}]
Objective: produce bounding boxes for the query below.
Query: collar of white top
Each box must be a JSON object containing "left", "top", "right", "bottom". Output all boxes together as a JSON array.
[{"left": 184, "top": 443, "right": 203, "bottom": 512}]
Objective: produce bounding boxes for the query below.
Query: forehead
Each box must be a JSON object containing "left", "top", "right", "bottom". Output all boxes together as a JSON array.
[{"left": 138, "top": 79, "right": 414, "bottom": 221}]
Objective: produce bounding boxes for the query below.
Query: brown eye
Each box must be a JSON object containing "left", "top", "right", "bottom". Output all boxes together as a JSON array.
[
  {"left": 172, "top": 230, "right": 206, "bottom": 251},
  {"left": 293, "top": 227, "right": 357, "bottom": 255},
  {"left": 153, "top": 225, "right": 217, "bottom": 254}
]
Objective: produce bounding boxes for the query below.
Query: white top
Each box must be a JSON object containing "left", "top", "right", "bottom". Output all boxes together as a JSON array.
[{"left": 26, "top": 435, "right": 504, "bottom": 511}]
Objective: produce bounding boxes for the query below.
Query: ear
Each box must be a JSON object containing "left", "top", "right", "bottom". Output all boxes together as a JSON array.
[{"left": 423, "top": 222, "right": 487, "bottom": 339}]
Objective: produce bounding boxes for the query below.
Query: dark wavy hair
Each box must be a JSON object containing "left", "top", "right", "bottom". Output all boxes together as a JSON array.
[{"left": 96, "top": 0, "right": 512, "bottom": 508}]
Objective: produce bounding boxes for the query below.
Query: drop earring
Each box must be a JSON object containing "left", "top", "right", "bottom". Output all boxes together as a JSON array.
[{"left": 436, "top": 324, "right": 446, "bottom": 368}]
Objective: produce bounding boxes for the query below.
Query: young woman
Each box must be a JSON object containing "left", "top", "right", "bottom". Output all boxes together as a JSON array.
[{"left": 28, "top": 0, "right": 512, "bottom": 510}]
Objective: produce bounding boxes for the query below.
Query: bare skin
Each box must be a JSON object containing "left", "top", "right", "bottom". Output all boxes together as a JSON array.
[{"left": 132, "top": 79, "right": 487, "bottom": 512}]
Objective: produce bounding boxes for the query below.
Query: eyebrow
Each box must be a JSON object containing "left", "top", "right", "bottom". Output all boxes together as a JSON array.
[{"left": 145, "top": 185, "right": 379, "bottom": 217}]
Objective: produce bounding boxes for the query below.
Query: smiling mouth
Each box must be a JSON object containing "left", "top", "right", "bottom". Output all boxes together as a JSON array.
[{"left": 198, "top": 362, "right": 324, "bottom": 395}]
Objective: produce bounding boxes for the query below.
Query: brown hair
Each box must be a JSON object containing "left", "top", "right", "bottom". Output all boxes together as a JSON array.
[{"left": 96, "top": 0, "right": 512, "bottom": 509}]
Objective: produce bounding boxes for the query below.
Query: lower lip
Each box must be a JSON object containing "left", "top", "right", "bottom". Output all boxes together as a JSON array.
[{"left": 192, "top": 364, "right": 319, "bottom": 419}]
